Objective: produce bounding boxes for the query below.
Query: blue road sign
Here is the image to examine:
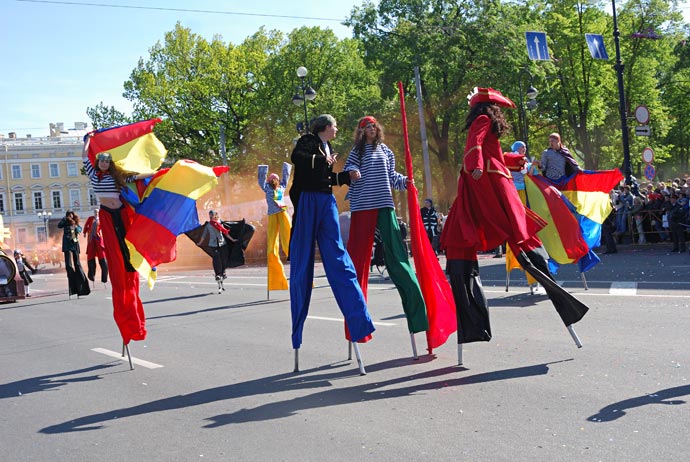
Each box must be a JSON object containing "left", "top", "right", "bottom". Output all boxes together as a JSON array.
[
  {"left": 525, "top": 31, "right": 550, "bottom": 60},
  {"left": 585, "top": 34, "right": 609, "bottom": 60},
  {"left": 644, "top": 164, "right": 656, "bottom": 181}
]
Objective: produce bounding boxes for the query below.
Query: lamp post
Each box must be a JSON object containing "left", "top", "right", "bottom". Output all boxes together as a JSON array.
[
  {"left": 517, "top": 68, "right": 538, "bottom": 156},
  {"left": 609, "top": 0, "right": 632, "bottom": 185},
  {"left": 292, "top": 66, "right": 316, "bottom": 133},
  {"left": 38, "top": 210, "right": 51, "bottom": 247}
]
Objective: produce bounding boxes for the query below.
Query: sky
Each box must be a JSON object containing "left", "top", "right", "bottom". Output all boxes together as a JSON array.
[
  {"left": 1, "top": 0, "right": 364, "bottom": 137},
  {"left": 2, "top": 0, "right": 689, "bottom": 138}
]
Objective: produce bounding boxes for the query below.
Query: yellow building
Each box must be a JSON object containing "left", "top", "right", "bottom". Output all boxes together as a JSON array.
[{"left": 0, "top": 129, "right": 96, "bottom": 254}]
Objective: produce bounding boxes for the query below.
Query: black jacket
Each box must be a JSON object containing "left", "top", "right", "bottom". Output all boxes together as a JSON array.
[{"left": 289, "top": 133, "right": 350, "bottom": 209}]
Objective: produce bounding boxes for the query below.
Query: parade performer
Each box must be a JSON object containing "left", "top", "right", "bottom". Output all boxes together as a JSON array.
[
  {"left": 82, "top": 134, "right": 155, "bottom": 344},
  {"left": 13, "top": 249, "right": 35, "bottom": 297},
  {"left": 57, "top": 210, "right": 91, "bottom": 297},
  {"left": 440, "top": 87, "right": 589, "bottom": 349},
  {"left": 258, "top": 162, "right": 292, "bottom": 291},
  {"left": 195, "top": 209, "right": 236, "bottom": 292},
  {"left": 343, "top": 115, "right": 427, "bottom": 341},
  {"left": 83, "top": 209, "right": 108, "bottom": 284},
  {"left": 289, "top": 114, "right": 375, "bottom": 371}
]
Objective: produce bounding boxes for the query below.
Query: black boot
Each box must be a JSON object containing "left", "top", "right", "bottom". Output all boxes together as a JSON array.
[
  {"left": 446, "top": 259, "right": 491, "bottom": 343},
  {"left": 517, "top": 249, "right": 589, "bottom": 326}
]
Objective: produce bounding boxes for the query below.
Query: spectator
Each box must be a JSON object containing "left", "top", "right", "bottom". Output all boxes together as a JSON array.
[
  {"left": 421, "top": 198, "right": 440, "bottom": 255},
  {"left": 668, "top": 193, "right": 687, "bottom": 253},
  {"left": 614, "top": 185, "right": 634, "bottom": 239}
]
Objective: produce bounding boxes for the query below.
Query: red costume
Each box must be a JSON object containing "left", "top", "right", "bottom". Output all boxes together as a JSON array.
[{"left": 441, "top": 114, "right": 544, "bottom": 259}]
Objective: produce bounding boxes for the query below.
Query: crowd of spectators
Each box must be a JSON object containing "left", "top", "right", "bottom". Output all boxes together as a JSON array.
[{"left": 609, "top": 176, "right": 690, "bottom": 252}]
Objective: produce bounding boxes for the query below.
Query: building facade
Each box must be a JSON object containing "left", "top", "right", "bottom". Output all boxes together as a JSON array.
[{"left": 0, "top": 133, "right": 96, "bottom": 253}]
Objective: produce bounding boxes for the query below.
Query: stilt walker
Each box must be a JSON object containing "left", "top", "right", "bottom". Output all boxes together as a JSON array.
[
  {"left": 440, "top": 88, "right": 590, "bottom": 365},
  {"left": 258, "top": 163, "right": 292, "bottom": 298},
  {"left": 83, "top": 209, "right": 109, "bottom": 286},
  {"left": 288, "top": 114, "right": 375, "bottom": 374}
]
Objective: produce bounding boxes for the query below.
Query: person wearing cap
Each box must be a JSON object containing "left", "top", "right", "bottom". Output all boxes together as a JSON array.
[
  {"left": 440, "top": 87, "right": 589, "bottom": 343},
  {"left": 343, "top": 116, "right": 427, "bottom": 337},
  {"left": 196, "top": 210, "right": 236, "bottom": 281},
  {"left": 288, "top": 114, "right": 375, "bottom": 351},
  {"left": 57, "top": 210, "right": 90, "bottom": 297},
  {"left": 258, "top": 162, "right": 292, "bottom": 291},
  {"left": 420, "top": 198, "right": 440, "bottom": 255},
  {"left": 83, "top": 209, "right": 108, "bottom": 285},
  {"left": 82, "top": 133, "right": 156, "bottom": 343}
]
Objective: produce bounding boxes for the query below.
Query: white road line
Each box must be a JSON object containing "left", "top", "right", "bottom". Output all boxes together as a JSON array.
[
  {"left": 307, "top": 315, "right": 396, "bottom": 327},
  {"left": 91, "top": 348, "right": 164, "bottom": 369},
  {"left": 609, "top": 281, "right": 638, "bottom": 296}
]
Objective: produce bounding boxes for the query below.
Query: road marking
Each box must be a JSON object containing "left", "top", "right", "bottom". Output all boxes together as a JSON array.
[
  {"left": 91, "top": 348, "right": 164, "bottom": 369},
  {"left": 308, "top": 315, "right": 396, "bottom": 327},
  {"left": 609, "top": 281, "right": 638, "bottom": 296}
]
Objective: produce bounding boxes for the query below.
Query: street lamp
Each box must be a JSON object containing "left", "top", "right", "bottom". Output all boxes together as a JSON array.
[
  {"left": 292, "top": 66, "right": 316, "bottom": 133},
  {"left": 517, "top": 68, "right": 538, "bottom": 156},
  {"left": 609, "top": 0, "right": 632, "bottom": 185},
  {"left": 38, "top": 210, "right": 51, "bottom": 246}
]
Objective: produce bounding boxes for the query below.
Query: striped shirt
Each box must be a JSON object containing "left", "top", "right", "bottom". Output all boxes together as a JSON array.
[
  {"left": 83, "top": 158, "right": 137, "bottom": 198},
  {"left": 344, "top": 143, "right": 407, "bottom": 212}
]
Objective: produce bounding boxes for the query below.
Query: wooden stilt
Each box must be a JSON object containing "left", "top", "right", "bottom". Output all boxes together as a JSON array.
[
  {"left": 352, "top": 342, "right": 366, "bottom": 375},
  {"left": 409, "top": 332, "right": 419, "bottom": 360},
  {"left": 293, "top": 348, "right": 299, "bottom": 373},
  {"left": 567, "top": 324, "right": 583, "bottom": 348}
]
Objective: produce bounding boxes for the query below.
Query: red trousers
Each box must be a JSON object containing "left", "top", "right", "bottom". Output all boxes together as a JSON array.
[{"left": 99, "top": 205, "right": 146, "bottom": 344}]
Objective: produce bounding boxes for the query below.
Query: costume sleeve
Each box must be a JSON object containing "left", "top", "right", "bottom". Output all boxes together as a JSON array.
[
  {"left": 57, "top": 218, "right": 67, "bottom": 229},
  {"left": 504, "top": 152, "right": 526, "bottom": 171},
  {"left": 330, "top": 171, "right": 351, "bottom": 187},
  {"left": 463, "top": 115, "right": 490, "bottom": 173},
  {"left": 540, "top": 149, "right": 549, "bottom": 173},
  {"left": 281, "top": 162, "right": 292, "bottom": 188},
  {"left": 343, "top": 147, "right": 360, "bottom": 173},
  {"left": 384, "top": 144, "right": 407, "bottom": 191},
  {"left": 258, "top": 165, "right": 268, "bottom": 189},
  {"left": 291, "top": 136, "right": 327, "bottom": 172}
]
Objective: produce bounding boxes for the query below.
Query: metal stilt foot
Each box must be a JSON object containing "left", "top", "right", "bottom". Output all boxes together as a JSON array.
[
  {"left": 457, "top": 343, "right": 463, "bottom": 366},
  {"left": 293, "top": 349, "right": 299, "bottom": 373},
  {"left": 352, "top": 342, "right": 366, "bottom": 375},
  {"left": 567, "top": 324, "right": 583, "bottom": 348},
  {"left": 581, "top": 272, "right": 589, "bottom": 290},
  {"left": 124, "top": 343, "right": 133, "bottom": 370},
  {"left": 410, "top": 332, "right": 419, "bottom": 360},
  {"left": 122, "top": 341, "right": 125, "bottom": 357},
  {"left": 347, "top": 341, "right": 352, "bottom": 361}
]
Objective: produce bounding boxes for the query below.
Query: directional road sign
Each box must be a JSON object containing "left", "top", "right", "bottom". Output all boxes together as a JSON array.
[
  {"left": 635, "top": 125, "right": 651, "bottom": 136},
  {"left": 525, "top": 31, "right": 550, "bottom": 61},
  {"left": 585, "top": 34, "right": 609, "bottom": 60}
]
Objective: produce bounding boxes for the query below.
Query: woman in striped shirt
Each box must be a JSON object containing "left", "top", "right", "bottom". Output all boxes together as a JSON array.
[
  {"left": 82, "top": 134, "right": 156, "bottom": 345},
  {"left": 343, "top": 116, "right": 428, "bottom": 336}
]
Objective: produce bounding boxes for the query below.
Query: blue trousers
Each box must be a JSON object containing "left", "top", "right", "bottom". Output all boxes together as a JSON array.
[{"left": 289, "top": 191, "right": 375, "bottom": 349}]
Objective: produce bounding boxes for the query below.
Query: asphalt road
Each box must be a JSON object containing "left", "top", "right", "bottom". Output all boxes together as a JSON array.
[{"left": 2, "top": 244, "right": 689, "bottom": 461}]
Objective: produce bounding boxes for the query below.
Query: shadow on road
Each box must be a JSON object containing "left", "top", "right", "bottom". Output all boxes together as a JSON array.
[
  {"left": 0, "top": 364, "right": 118, "bottom": 399},
  {"left": 587, "top": 384, "right": 690, "bottom": 422}
]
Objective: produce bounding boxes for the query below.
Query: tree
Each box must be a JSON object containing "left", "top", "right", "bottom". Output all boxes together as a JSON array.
[{"left": 86, "top": 102, "right": 130, "bottom": 130}]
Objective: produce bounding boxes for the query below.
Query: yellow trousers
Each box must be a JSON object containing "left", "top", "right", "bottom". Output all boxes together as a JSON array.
[
  {"left": 267, "top": 210, "right": 291, "bottom": 290},
  {"left": 506, "top": 188, "right": 537, "bottom": 285}
]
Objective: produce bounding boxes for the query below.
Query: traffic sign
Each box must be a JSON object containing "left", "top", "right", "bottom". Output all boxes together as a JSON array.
[
  {"left": 525, "top": 32, "right": 550, "bottom": 60},
  {"left": 642, "top": 147, "right": 654, "bottom": 164},
  {"left": 585, "top": 34, "right": 609, "bottom": 60},
  {"left": 644, "top": 164, "right": 656, "bottom": 181},
  {"left": 635, "top": 125, "right": 651, "bottom": 136},
  {"left": 635, "top": 105, "right": 650, "bottom": 124}
]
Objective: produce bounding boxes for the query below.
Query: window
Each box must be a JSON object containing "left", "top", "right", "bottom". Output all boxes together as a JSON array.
[
  {"left": 31, "top": 164, "right": 41, "bottom": 179},
  {"left": 67, "top": 162, "right": 78, "bottom": 177},
  {"left": 33, "top": 192, "right": 44, "bottom": 210},
  {"left": 14, "top": 193, "right": 24, "bottom": 211},
  {"left": 16, "top": 228, "right": 27, "bottom": 244},
  {"left": 37, "top": 226, "right": 47, "bottom": 243},
  {"left": 88, "top": 189, "right": 97, "bottom": 207},
  {"left": 49, "top": 163, "right": 59, "bottom": 177},
  {"left": 0, "top": 194, "right": 4, "bottom": 212},
  {"left": 52, "top": 190, "right": 62, "bottom": 209},
  {"left": 11, "top": 165, "right": 22, "bottom": 179},
  {"left": 69, "top": 189, "right": 81, "bottom": 209}
]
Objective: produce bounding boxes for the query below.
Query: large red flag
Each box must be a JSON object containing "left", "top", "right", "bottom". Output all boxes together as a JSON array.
[{"left": 397, "top": 82, "right": 457, "bottom": 353}]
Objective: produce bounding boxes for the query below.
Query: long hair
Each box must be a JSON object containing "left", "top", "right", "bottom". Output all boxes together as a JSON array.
[
  {"left": 463, "top": 103, "right": 511, "bottom": 137},
  {"left": 105, "top": 162, "right": 138, "bottom": 190},
  {"left": 352, "top": 117, "right": 385, "bottom": 156}
]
